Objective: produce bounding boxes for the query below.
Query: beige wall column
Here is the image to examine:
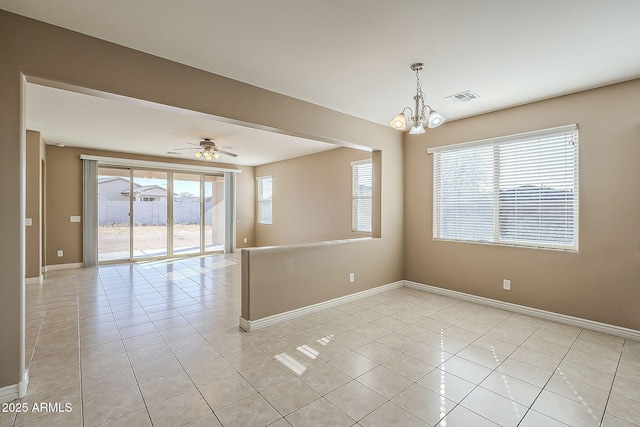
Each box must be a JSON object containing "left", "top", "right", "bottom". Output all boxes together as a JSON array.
[
  {"left": 0, "top": 68, "right": 26, "bottom": 396},
  {"left": 26, "top": 131, "right": 44, "bottom": 281}
]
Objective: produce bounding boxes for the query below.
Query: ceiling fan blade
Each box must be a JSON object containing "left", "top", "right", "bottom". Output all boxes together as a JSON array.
[
  {"left": 219, "top": 145, "right": 234, "bottom": 150},
  {"left": 216, "top": 149, "right": 238, "bottom": 157},
  {"left": 172, "top": 147, "right": 199, "bottom": 150}
]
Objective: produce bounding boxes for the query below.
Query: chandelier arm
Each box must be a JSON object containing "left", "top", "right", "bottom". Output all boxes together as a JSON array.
[
  {"left": 402, "top": 106, "right": 415, "bottom": 125},
  {"left": 420, "top": 103, "right": 432, "bottom": 122}
]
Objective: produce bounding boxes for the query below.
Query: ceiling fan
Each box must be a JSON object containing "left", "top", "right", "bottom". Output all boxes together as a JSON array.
[{"left": 174, "top": 138, "right": 238, "bottom": 160}]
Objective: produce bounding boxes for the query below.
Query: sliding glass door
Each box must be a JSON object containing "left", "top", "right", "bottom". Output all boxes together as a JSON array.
[
  {"left": 204, "top": 175, "right": 225, "bottom": 253},
  {"left": 132, "top": 169, "right": 169, "bottom": 259},
  {"left": 97, "top": 167, "right": 131, "bottom": 263},
  {"left": 97, "top": 166, "right": 225, "bottom": 263},
  {"left": 173, "top": 173, "right": 202, "bottom": 255}
]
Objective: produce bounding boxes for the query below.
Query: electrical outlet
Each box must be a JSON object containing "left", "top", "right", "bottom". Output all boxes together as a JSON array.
[
  {"left": 57, "top": 250, "right": 64, "bottom": 257},
  {"left": 243, "top": 237, "right": 248, "bottom": 243},
  {"left": 349, "top": 273, "right": 355, "bottom": 283},
  {"left": 503, "top": 279, "right": 511, "bottom": 290}
]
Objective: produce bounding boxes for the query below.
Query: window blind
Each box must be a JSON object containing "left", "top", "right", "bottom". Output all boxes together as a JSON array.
[
  {"left": 352, "top": 160, "right": 372, "bottom": 233},
  {"left": 430, "top": 124, "right": 578, "bottom": 251}
]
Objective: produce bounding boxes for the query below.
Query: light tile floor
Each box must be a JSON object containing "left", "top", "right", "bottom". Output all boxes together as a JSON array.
[{"left": 1, "top": 253, "right": 639, "bottom": 426}]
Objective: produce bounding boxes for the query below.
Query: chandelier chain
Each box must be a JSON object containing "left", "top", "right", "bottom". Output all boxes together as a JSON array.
[{"left": 415, "top": 67, "right": 423, "bottom": 97}]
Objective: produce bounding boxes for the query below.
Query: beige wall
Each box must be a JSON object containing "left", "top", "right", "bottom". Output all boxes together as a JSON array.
[
  {"left": 0, "top": 10, "right": 403, "bottom": 391},
  {"left": 234, "top": 165, "right": 256, "bottom": 248},
  {"left": 45, "top": 146, "right": 83, "bottom": 265},
  {"left": 25, "top": 131, "right": 45, "bottom": 279},
  {"left": 243, "top": 238, "right": 393, "bottom": 321},
  {"left": 404, "top": 79, "right": 640, "bottom": 330},
  {"left": 44, "top": 145, "right": 252, "bottom": 265},
  {"left": 255, "top": 147, "right": 371, "bottom": 246}
]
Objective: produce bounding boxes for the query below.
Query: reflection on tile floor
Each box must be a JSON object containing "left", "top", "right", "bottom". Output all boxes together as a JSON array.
[{"left": 2, "top": 253, "right": 639, "bottom": 426}]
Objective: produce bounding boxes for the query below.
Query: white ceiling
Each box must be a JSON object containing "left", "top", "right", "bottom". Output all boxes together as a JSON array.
[
  {"left": 25, "top": 83, "right": 340, "bottom": 166},
  {"left": 4, "top": 0, "right": 640, "bottom": 165}
]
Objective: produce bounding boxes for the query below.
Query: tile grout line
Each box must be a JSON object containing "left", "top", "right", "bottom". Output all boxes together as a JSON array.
[
  {"left": 598, "top": 338, "right": 625, "bottom": 427},
  {"left": 75, "top": 271, "right": 85, "bottom": 427}
]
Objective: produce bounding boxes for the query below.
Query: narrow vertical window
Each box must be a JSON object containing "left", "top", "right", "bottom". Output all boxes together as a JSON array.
[
  {"left": 257, "top": 176, "right": 273, "bottom": 225},
  {"left": 352, "top": 160, "right": 372, "bottom": 233}
]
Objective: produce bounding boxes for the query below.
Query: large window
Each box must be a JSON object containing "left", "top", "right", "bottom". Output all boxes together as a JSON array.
[
  {"left": 429, "top": 124, "right": 578, "bottom": 251},
  {"left": 257, "top": 176, "right": 273, "bottom": 225},
  {"left": 352, "top": 160, "right": 372, "bottom": 233}
]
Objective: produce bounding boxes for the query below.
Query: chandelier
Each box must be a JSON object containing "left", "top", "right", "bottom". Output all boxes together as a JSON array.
[{"left": 390, "top": 63, "right": 446, "bottom": 134}]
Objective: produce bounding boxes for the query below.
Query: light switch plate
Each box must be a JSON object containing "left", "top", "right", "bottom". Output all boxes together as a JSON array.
[
  {"left": 70, "top": 216, "right": 81, "bottom": 223},
  {"left": 25, "top": 218, "right": 33, "bottom": 227}
]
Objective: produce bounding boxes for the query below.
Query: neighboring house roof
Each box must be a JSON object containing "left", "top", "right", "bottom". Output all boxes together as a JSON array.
[
  {"left": 98, "top": 176, "right": 129, "bottom": 184},
  {"left": 98, "top": 177, "right": 177, "bottom": 197},
  {"left": 121, "top": 185, "right": 174, "bottom": 197},
  {"left": 130, "top": 185, "right": 164, "bottom": 194}
]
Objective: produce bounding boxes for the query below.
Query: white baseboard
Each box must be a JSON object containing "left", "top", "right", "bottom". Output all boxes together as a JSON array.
[
  {"left": 0, "top": 383, "right": 18, "bottom": 404},
  {"left": 404, "top": 281, "right": 640, "bottom": 341},
  {"left": 239, "top": 278, "right": 640, "bottom": 340},
  {"left": 240, "top": 281, "right": 405, "bottom": 331},
  {"left": 0, "top": 370, "right": 28, "bottom": 404},
  {"left": 44, "top": 262, "right": 83, "bottom": 272},
  {"left": 19, "top": 370, "right": 28, "bottom": 399},
  {"left": 25, "top": 275, "right": 43, "bottom": 284}
]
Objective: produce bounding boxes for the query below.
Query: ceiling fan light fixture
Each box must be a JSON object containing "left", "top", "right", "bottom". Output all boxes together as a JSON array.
[{"left": 178, "top": 138, "right": 237, "bottom": 161}]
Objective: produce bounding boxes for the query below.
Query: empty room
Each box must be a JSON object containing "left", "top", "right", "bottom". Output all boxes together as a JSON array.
[{"left": 1, "top": 1, "right": 639, "bottom": 426}]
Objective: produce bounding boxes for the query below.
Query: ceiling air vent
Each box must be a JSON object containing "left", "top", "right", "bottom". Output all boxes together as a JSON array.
[{"left": 446, "top": 90, "right": 479, "bottom": 103}]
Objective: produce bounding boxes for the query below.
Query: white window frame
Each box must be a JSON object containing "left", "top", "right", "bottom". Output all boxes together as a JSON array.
[
  {"left": 428, "top": 124, "right": 579, "bottom": 251},
  {"left": 352, "top": 160, "right": 372, "bottom": 233},
  {"left": 257, "top": 175, "right": 273, "bottom": 225}
]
